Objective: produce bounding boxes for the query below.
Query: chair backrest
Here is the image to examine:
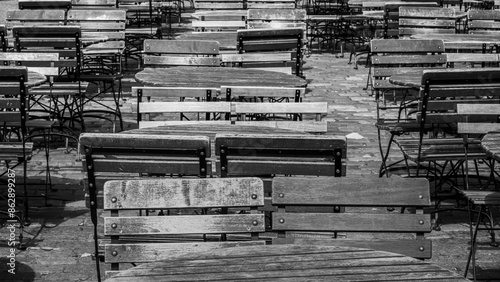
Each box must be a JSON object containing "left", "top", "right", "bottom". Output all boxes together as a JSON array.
[
  {"left": 399, "top": 7, "right": 457, "bottom": 37},
  {"left": 0, "top": 67, "right": 29, "bottom": 131},
  {"left": 246, "top": 9, "right": 307, "bottom": 30},
  {"left": 80, "top": 132, "right": 212, "bottom": 209},
  {"left": 66, "top": 9, "right": 126, "bottom": 50},
  {"left": 0, "top": 25, "right": 7, "bottom": 52},
  {"left": 191, "top": 11, "right": 247, "bottom": 32},
  {"left": 457, "top": 104, "right": 500, "bottom": 135},
  {"left": 370, "top": 39, "right": 446, "bottom": 92},
  {"left": 12, "top": 26, "right": 82, "bottom": 81},
  {"left": 233, "top": 28, "right": 304, "bottom": 77},
  {"left": 215, "top": 133, "right": 346, "bottom": 180},
  {"left": 0, "top": 53, "right": 60, "bottom": 78},
  {"left": 222, "top": 85, "right": 305, "bottom": 102},
  {"left": 271, "top": 176, "right": 433, "bottom": 259},
  {"left": 18, "top": 0, "right": 72, "bottom": 9},
  {"left": 143, "top": 39, "right": 221, "bottom": 67},
  {"left": 468, "top": 10, "right": 500, "bottom": 35},
  {"left": 384, "top": 2, "right": 438, "bottom": 38},
  {"left": 6, "top": 9, "right": 66, "bottom": 32},
  {"left": 101, "top": 177, "right": 265, "bottom": 278}
]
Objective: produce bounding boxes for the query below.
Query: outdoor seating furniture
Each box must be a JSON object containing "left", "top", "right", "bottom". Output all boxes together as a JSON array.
[
  {"left": 224, "top": 28, "right": 304, "bottom": 77},
  {"left": 98, "top": 177, "right": 265, "bottom": 281},
  {"left": 383, "top": 2, "right": 439, "bottom": 39},
  {"left": 221, "top": 85, "right": 305, "bottom": 102},
  {"left": 398, "top": 6, "right": 460, "bottom": 37},
  {"left": 191, "top": 10, "right": 246, "bottom": 32},
  {"left": 246, "top": 8, "right": 307, "bottom": 30},
  {"left": 0, "top": 66, "right": 34, "bottom": 243},
  {"left": 12, "top": 26, "right": 88, "bottom": 132},
  {"left": 271, "top": 176, "right": 432, "bottom": 259},
  {"left": 468, "top": 9, "right": 500, "bottom": 37},
  {"left": 6, "top": 9, "right": 66, "bottom": 34},
  {"left": 456, "top": 103, "right": 500, "bottom": 281},
  {"left": 194, "top": 0, "right": 296, "bottom": 9},
  {"left": 142, "top": 39, "right": 221, "bottom": 67},
  {"left": 370, "top": 39, "right": 447, "bottom": 176},
  {"left": 67, "top": 9, "right": 126, "bottom": 132}
]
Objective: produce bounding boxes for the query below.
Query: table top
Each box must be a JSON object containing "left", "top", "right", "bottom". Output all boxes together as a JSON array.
[
  {"left": 104, "top": 244, "right": 469, "bottom": 282},
  {"left": 481, "top": 132, "right": 500, "bottom": 162},
  {"left": 135, "top": 67, "right": 308, "bottom": 88},
  {"left": 177, "top": 32, "right": 236, "bottom": 50},
  {"left": 388, "top": 69, "right": 426, "bottom": 88}
]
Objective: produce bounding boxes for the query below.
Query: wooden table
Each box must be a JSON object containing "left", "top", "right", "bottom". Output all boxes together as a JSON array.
[
  {"left": 27, "top": 71, "right": 47, "bottom": 88},
  {"left": 410, "top": 34, "right": 500, "bottom": 51},
  {"left": 104, "top": 244, "right": 469, "bottom": 281},
  {"left": 481, "top": 132, "right": 500, "bottom": 162},
  {"left": 177, "top": 32, "right": 237, "bottom": 50},
  {"left": 135, "top": 67, "right": 307, "bottom": 88}
]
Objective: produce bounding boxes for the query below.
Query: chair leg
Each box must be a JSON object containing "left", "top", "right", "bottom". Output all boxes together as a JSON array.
[{"left": 465, "top": 203, "right": 483, "bottom": 281}]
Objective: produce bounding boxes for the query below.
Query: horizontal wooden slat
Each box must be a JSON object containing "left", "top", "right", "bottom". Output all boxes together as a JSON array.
[
  {"left": 67, "top": 9, "right": 126, "bottom": 20},
  {"left": 247, "top": 9, "right": 306, "bottom": 20},
  {"left": 139, "top": 120, "right": 230, "bottom": 128},
  {"left": 143, "top": 55, "right": 221, "bottom": 67},
  {"left": 104, "top": 177, "right": 264, "bottom": 209},
  {"left": 272, "top": 213, "right": 431, "bottom": 232},
  {"left": 372, "top": 54, "right": 446, "bottom": 65},
  {"left": 91, "top": 159, "right": 207, "bottom": 175},
  {"left": 370, "top": 39, "right": 444, "bottom": 52},
  {"left": 461, "top": 191, "right": 500, "bottom": 205},
  {"left": 104, "top": 241, "right": 266, "bottom": 263},
  {"left": 140, "top": 101, "right": 231, "bottom": 113},
  {"left": 7, "top": 10, "right": 66, "bottom": 21},
  {"left": 104, "top": 214, "right": 265, "bottom": 235},
  {"left": 222, "top": 52, "right": 293, "bottom": 63},
  {"left": 234, "top": 102, "right": 327, "bottom": 114},
  {"left": 221, "top": 86, "right": 304, "bottom": 98},
  {"left": 216, "top": 160, "right": 346, "bottom": 176},
  {"left": 272, "top": 238, "right": 432, "bottom": 259},
  {"left": 144, "top": 39, "right": 220, "bottom": 55},
  {"left": 237, "top": 121, "right": 328, "bottom": 133},
  {"left": 132, "top": 86, "right": 217, "bottom": 99},
  {"left": 272, "top": 176, "right": 430, "bottom": 206}
]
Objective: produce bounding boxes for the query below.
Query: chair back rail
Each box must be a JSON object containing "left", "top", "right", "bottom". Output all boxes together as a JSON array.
[
  {"left": 383, "top": 2, "right": 438, "bottom": 39},
  {"left": 215, "top": 134, "right": 346, "bottom": 178},
  {"left": 0, "top": 53, "right": 60, "bottom": 77},
  {"left": 271, "top": 176, "right": 432, "bottom": 259},
  {"left": 67, "top": 9, "right": 126, "bottom": 43},
  {"left": 71, "top": 0, "right": 117, "bottom": 8},
  {"left": 194, "top": 0, "right": 296, "bottom": 9},
  {"left": 143, "top": 39, "right": 221, "bottom": 67},
  {"left": 246, "top": 9, "right": 307, "bottom": 30},
  {"left": 101, "top": 177, "right": 265, "bottom": 277},
  {"left": 6, "top": 10, "right": 66, "bottom": 32},
  {"left": 221, "top": 85, "right": 305, "bottom": 102}
]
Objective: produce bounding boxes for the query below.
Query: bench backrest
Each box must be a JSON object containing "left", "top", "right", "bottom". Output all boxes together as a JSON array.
[
  {"left": 143, "top": 39, "right": 221, "bottom": 67},
  {"left": 468, "top": 10, "right": 500, "bottom": 35},
  {"left": 399, "top": 7, "right": 457, "bottom": 37},
  {"left": 215, "top": 133, "right": 346, "bottom": 179},
  {"left": 234, "top": 28, "right": 304, "bottom": 77},
  {"left": 271, "top": 176, "right": 432, "bottom": 259},
  {"left": 18, "top": 0, "right": 72, "bottom": 9},
  {"left": 101, "top": 177, "right": 265, "bottom": 278},
  {"left": 71, "top": 0, "right": 117, "bottom": 8}
]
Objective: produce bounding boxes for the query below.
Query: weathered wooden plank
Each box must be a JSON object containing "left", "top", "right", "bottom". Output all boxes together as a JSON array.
[
  {"left": 67, "top": 9, "right": 126, "bottom": 20},
  {"left": 273, "top": 212, "right": 431, "bottom": 232},
  {"left": 92, "top": 159, "right": 206, "bottom": 175},
  {"left": 221, "top": 86, "right": 305, "bottom": 98},
  {"left": 272, "top": 238, "right": 432, "bottom": 259},
  {"left": 104, "top": 241, "right": 266, "bottom": 263},
  {"left": 469, "top": 9, "right": 500, "bottom": 21},
  {"left": 221, "top": 52, "right": 292, "bottom": 63},
  {"left": 216, "top": 160, "right": 346, "bottom": 176},
  {"left": 236, "top": 121, "right": 328, "bottom": 133},
  {"left": 140, "top": 120, "right": 230, "bottom": 128},
  {"left": 370, "top": 39, "right": 444, "bottom": 52},
  {"left": 104, "top": 214, "right": 265, "bottom": 235},
  {"left": 104, "top": 177, "right": 264, "bottom": 209},
  {"left": 247, "top": 8, "right": 306, "bottom": 20},
  {"left": 272, "top": 176, "right": 430, "bottom": 206},
  {"left": 132, "top": 86, "right": 217, "bottom": 99},
  {"left": 372, "top": 54, "right": 446, "bottom": 65},
  {"left": 399, "top": 6, "right": 456, "bottom": 17},
  {"left": 140, "top": 101, "right": 232, "bottom": 114},
  {"left": 7, "top": 10, "right": 66, "bottom": 21},
  {"left": 143, "top": 55, "right": 221, "bottom": 67},
  {"left": 234, "top": 102, "right": 328, "bottom": 114}
]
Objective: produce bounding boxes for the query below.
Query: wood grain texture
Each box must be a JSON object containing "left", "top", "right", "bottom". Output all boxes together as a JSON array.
[
  {"left": 143, "top": 39, "right": 220, "bottom": 55},
  {"left": 104, "top": 245, "right": 468, "bottom": 282},
  {"left": 134, "top": 67, "right": 307, "bottom": 88},
  {"left": 104, "top": 177, "right": 264, "bottom": 209}
]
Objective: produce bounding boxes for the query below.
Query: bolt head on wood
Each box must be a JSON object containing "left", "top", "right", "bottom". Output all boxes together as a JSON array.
[
  {"left": 112, "top": 251, "right": 118, "bottom": 256},
  {"left": 251, "top": 194, "right": 257, "bottom": 199},
  {"left": 111, "top": 197, "right": 117, "bottom": 203},
  {"left": 279, "top": 218, "right": 285, "bottom": 223},
  {"left": 111, "top": 223, "right": 117, "bottom": 229}
]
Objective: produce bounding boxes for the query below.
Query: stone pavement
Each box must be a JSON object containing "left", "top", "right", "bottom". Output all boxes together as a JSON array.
[{"left": 0, "top": 5, "right": 499, "bottom": 282}]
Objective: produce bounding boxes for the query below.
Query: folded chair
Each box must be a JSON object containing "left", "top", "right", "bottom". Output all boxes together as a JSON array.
[{"left": 0, "top": 66, "right": 34, "bottom": 248}]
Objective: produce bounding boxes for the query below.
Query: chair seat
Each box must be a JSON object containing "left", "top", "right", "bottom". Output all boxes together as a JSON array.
[
  {"left": 396, "top": 137, "right": 486, "bottom": 162},
  {"left": 461, "top": 190, "right": 500, "bottom": 205}
]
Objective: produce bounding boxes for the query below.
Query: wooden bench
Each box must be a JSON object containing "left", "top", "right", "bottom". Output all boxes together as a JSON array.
[
  {"left": 271, "top": 176, "right": 433, "bottom": 259},
  {"left": 80, "top": 132, "right": 212, "bottom": 210},
  {"left": 99, "top": 177, "right": 265, "bottom": 280},
  {"left": 143, "top": 39, "right": 221, "bottom": 67}
]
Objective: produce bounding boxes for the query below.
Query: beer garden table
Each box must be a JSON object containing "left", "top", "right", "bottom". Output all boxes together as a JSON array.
[{"left": 103, "top": 244, "right": 470, "bottom": 281}]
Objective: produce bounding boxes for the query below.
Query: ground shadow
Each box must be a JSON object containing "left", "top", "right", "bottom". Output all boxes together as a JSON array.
[{"left": 0, "top": 257, "right": 36, "bottom": 281}]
